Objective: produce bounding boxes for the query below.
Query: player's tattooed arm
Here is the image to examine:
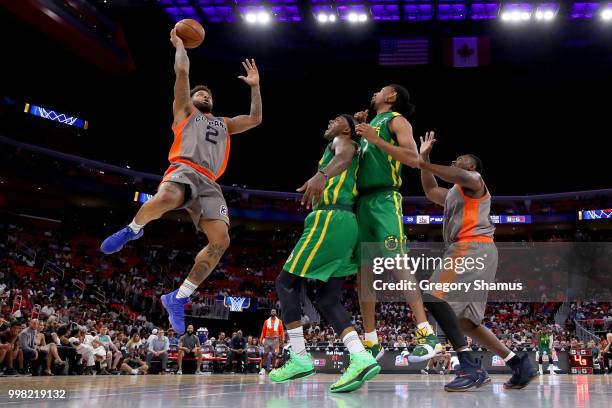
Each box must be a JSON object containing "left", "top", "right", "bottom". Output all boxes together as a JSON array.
[
  {"left": 356, "top": 116, "right": 420, "bottom": 168},
  {"left": 170, "top": 28, "right": 192, "bottom": 124},
  {"left": 227, "top": 59, "right": 262, "bottom": 134},
  {"left": 419, "top": 131, "right": 449, "bottom": 206},
  {"left": 297, "top": 138, "right": 356, "bottom": 209}
]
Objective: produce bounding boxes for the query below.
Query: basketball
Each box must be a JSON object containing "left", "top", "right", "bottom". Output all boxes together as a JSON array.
[{"left": 175, "top": 19, "right": 205, "bottom": 49}]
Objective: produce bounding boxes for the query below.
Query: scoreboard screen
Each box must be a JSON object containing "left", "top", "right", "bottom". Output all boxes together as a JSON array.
[
  {"left": 404, "top": 214, "right": 532, "bottom": 225},
  {"left": 569, "top": 348, "right": 594, "bottom": 374}
]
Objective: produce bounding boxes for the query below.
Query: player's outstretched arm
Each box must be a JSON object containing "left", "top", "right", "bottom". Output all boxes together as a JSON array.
[
  {"left": 297, "top": 138, "right": 356, "bottom": 209},
  {"left": 170, "top": 28, "right": 192, "bottom": 125},
  {"left": 419, "top": 132, "right": 449, "bottom": 206},
  {"left": 418, "top": 132, "right": 484, "bottom": 194},
  {"left": 227, "top": 59, "right": 262, "bottom": 134},
  {"left": 355, "top": 115, "right": 420, "bottom": 168}
]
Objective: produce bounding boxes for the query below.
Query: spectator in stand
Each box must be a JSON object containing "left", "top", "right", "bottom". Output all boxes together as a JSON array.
[
  {"left": 19, "top": 318, "right": 48, "bottom": 375},
  {"left": 603, "top": 333, "right": 612, "bottom": 374},
  {"left": 95, "top": 326, "right": 117, "bottom": 374},
  {"left": 0, "top": 321, "right": 22, "bottom": 375},
  {"left": 126, "top": 333, "right": 142, "bottom": 354},
  {"left": 111, "top": 332, "right": 127, "bottom": 371},
  {"left": 56, "top": 326, "right": 79, "bottom": 375},
  {"left": 213, "top": 332, "right": 228, "bottom": 346},
  {"left": 226, "top": 330, "right": 247, "bottom": 373},
  {"left": 259, "top": 309, "right": 284, "bottom": 372},
  {"left": 120, "top": 343, "right": 148, "bottom": 376},
  {"left": 34, "top": 320, "right": 65, "bottom": 375},
  {"left": 177, "top": 325, "right": 202, "bottom": 375},
  {"left": 167, "top": 329, "right": 179, "bottom": 346},
  {"left": 247, "top": 337, "right": 265, "bottom": 374},
  {"left": 146, "top": 329, "right": 169, "bottom": 374},
  {"left": 393, "top": 336, "right": 407, "bottom": 348},
  {"left": 146, "top": 329, "right": 158, "bottom": 349},
  {"left": 85, "top": 337, "right": 110, "bottom": 375}
]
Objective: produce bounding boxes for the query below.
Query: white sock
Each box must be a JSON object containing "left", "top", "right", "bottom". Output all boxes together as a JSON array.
[
  {"left": 287, "top": 327, "right": 306, "bottom": 357},
  {"left": 343, "top": 331, "right": 366, "bottom": 354},
  {"left": 364, "top": 331, "right": 378, "bottom": 345},
  {"left": 417, "top": 321, "right": 434, "bottom": 336},
  {"left": 503, "top": 351, "right": 516, "bottom": 362},
  {"left": 176, "top": 280, "right": 197, "bottom": 299},
  {"left": 128, "top": 220, "right": 144, "bottom": 234}
]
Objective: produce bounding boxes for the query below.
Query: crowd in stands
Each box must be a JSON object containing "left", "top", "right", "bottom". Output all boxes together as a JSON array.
[{"left": 1, "top": 205, "right": 612, "bottom": 376}]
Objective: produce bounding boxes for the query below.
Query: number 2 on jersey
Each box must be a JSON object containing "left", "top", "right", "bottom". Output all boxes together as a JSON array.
[{"left": 205, "top": 125, "right": 218, "bottom": 144}]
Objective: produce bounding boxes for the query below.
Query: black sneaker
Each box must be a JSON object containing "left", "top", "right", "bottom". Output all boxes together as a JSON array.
[
  {"left": 444, "top": 353, "right": 490, "bottom": 392},
  {"left": 3, "top": 369, "right": 17, "bottom": 376},
  {"left": 504, "top": 354, "right": 538, "bottom": 389}
]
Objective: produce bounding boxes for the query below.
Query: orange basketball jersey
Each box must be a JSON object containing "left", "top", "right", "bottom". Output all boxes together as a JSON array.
[{"left": 167, "top": 110, "right": 231, "bottom": 181}]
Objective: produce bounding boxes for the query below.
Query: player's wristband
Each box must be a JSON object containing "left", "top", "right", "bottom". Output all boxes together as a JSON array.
[{"left": 318, "top": 170, "right": 329, "bottom": 179}]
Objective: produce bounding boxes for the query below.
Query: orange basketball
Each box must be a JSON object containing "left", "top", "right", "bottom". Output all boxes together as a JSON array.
[{"left": 175, "top": 19, "right": 205, "bottom": 49}]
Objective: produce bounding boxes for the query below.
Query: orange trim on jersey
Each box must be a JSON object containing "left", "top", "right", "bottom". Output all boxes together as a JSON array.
[
  {"left": 162, "top": 164, "right": 179, "bottom": 182},
  {"left": 457, "top": 184, "right": 489, "bottom": 201},
  {"left": 169, "top": 110, "right": 196, "bottom": 161},
  {"left": 169, "top": 158, "right": 216, "bottom": 180},
  {"left": 215, "top": 117, "right": 231, "bottom": 180},
  {"left": 457, "top": 236, "right": 493, "bottom": 243}
]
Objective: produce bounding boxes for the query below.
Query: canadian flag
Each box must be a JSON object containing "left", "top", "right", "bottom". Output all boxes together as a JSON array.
[{"left": 443, "top": 37, "right": 490, "bottom": 68}]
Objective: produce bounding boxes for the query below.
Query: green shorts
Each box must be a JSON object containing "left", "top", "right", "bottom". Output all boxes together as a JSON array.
[
  {"left": 356, "top": 189, "right": 406, "bottom": 261},
  {"left": 283, "top": 209, "right": 358, "bottom": 281}
]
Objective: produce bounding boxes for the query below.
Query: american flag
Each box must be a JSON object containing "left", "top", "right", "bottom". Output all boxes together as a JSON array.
[{"left": 379, "top": 38, "right": 429, "bottom": 66}]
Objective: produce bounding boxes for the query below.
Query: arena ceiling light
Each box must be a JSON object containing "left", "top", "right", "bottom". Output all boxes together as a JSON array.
[
  {"left": 242, "top": 8, "right": 273, "bottom": 25},
  {"left": 337, "top": 4, "right": 369, "bottom": 23},
  {"left": 316, "top": 13, "right": 337, "bottom": 23},
  {"left": 534, "top": 3, "right": 559, "bottom": 22},
  {"left": 602, "top": 7, "right": 612, "bottom": 21},
  {"left": 500, "top": 3, "right": 533, "bottom": 23}
]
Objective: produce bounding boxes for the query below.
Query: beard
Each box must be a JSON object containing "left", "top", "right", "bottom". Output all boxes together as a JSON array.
[{"left": 193, "top": 100, "right": 212, "bottom": 113}]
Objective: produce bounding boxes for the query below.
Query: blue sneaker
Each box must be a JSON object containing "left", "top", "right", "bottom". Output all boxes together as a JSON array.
[
  {"left": 100, "top": 226, "right": 144, "bottom": 254},
  {"left": 444, "top": 353, "right": 490, "bottom": 392},
  {"left": 504, "top": 354, "right": 538, "bottom": 389},
  {"left": 161, "top": 289, "right": 188, "bottom": 334}
]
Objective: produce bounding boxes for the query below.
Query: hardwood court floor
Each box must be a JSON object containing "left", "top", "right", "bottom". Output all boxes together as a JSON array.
[{"left": 0, "top": 373, "right": 609, "bottom": 407}]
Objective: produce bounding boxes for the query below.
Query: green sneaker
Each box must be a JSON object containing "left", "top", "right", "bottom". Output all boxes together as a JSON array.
[
  {"left": 408, "top": 328, "right": 442, "bottom": 363},
  {"left": 268, "top": 350, "right": 315, "bottom": 383},
  {"left": 330, "top": 351, "right": 381, "bottom": 393},
  {"left": 364, "top": 342, "right": 385, "bottom": 361}
]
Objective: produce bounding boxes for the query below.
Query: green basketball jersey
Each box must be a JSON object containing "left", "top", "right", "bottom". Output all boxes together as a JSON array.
[
  {"left": 313, "top": 141, "right": 359, "bottom": 210},
  {"left": 357, "top": 111, "right": 403, "bottom": 191},
  {"left": 538, "top": 332, "right": 552, "bottom": 350}
]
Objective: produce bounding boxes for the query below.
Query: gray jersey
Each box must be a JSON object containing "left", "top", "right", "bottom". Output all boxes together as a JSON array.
[
  {"left": 442, "top": 184, "right": 495, "bottom": 244},
  {"left": 168, "top": 111, "right": 230, "bottom": 181}
]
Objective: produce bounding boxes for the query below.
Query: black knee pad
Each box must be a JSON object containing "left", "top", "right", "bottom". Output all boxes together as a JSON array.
[
  {"left": 275, "top": 271, "right": 303, "bottom": 324},
  {"left": 310, "top": 278, "right": 352, "bottom": 335},
  {"left": 423, "top": 293, "right": 467, "bottom": 350}
]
